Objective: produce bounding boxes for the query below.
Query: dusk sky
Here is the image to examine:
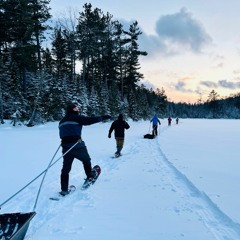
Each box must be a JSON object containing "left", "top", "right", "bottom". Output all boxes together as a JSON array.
[{"left": 49, "top": 0, "right": 240, "bottom": 103}]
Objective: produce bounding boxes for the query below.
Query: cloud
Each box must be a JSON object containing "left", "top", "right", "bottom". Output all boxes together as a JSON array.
[
  {"left": 138, "top": 8, "right": 212, "bottom": 56},
  {"left": 173, "top": 80, "right": 195, "bottom": 93},
  {"left": 120, "top": 19, "right": 167, "bottom": 57},
  {"left": 201, "top": 80, "right": 240, "bottom": 89},
  {"left": 171, "top": 79, "right": 207, "bottom": 97},
  {"left": 138, "top": 79, "right": 156, "bottom": 89},
  {"left": 155, "top": 8, "right": 212, "bottom": 52},
  {"left": 200, "top": 81, "right": 218, "bottom": 88},
  {"left": 218, "top": 80, "right": 240, "bottom": 89},
  {"left": 113, "top": 9, "right": 212, "bottom": 59}
]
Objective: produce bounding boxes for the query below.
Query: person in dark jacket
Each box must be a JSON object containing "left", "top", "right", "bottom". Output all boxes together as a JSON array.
[
  {"left": 59, "top": 103, "right": 111, "bottom": 196},
  {"left": 108, "top": 114, "right": 130, "bottom": 157},
  {"left": 168, "top": 117, "right": 172, "bottom": 126},
  {"left": 176, "top": 117, "right": 179, "bottom": 125}
]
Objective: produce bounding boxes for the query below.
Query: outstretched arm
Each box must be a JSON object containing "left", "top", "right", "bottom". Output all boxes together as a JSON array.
[{"left": 77, "top": 115, "right": 111, "bottom": 126}]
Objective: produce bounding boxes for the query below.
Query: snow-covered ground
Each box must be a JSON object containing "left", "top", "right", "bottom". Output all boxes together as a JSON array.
[{"left": 1, "top": 118, "right": 240, "bottom": 240}]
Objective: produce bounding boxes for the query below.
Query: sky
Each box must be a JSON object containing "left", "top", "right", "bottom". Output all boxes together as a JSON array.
[
  {"left": 1, "top": 119, "right": 240, "bottom": 239},
  {"left": 49, "top": 0, "right": 240, "bottom": 103}
]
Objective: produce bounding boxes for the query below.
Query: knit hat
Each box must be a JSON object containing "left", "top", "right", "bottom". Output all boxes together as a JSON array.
[
  {"left": 118, "top": 114, "right": 123, "bottom": 120},
  {"left": 66, "top": 103, "right": 78, "bottom": 115}
]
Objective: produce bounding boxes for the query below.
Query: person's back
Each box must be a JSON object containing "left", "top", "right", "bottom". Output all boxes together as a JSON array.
[
  {"left": 108, "top": 114, "right": 130, "bottom": 157},
  {"left": 168, "top": 117, "right": 172, "bottom": 126},
  {"left": 151, "top": 115, "right": 159, "bottom": 126},
  {"left": 111, "top": 118, "right": 129, "bottom": 137},
  {"left": 150, "top": 114, "right": 160, "bottom": 136}
]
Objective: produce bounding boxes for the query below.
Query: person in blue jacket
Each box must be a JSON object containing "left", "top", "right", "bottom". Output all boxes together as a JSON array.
[
  {"left": 150, "top": 114, "right": 161, "bottom": 136},
  {"left": 59, "top": 103, "right": 111, "bottom": 196}
]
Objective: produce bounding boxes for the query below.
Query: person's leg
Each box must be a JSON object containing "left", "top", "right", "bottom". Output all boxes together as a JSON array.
[
  {"left": 73, "top": 147, "right": 92, "bottom": 179},
  {"left": 116, "top": 138, "right": 124, "bottom": 155},
  {"left": 153, "top": 125, "right": 157, "bottom": 136},
  {"left": 61, "top": 149, "right": 74, "bottom": 191},
  {"left": 115, "top": 139, "right": 118, "bottom": 154}
]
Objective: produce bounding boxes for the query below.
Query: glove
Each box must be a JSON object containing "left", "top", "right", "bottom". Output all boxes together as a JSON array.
[
  {"left": 108, "top": 133, "right": 111, "bottom": 138},
  {"left": 102, "top": 115, "right": 111, "bottom": 120}
]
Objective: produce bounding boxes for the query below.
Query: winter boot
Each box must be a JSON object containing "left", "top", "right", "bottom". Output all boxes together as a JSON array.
[{"left": 59, "top": 190, "right": 70, "bottom": 196}]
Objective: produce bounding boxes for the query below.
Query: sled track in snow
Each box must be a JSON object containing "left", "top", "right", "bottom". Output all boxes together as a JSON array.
[{"left": 148, "top": 138, "right": 240, "bottom": 240}]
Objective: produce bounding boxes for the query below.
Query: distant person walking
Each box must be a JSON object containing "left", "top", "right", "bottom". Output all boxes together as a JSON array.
[
  {"left": 108, "top": 114, "right": 130, "bottom": 158},
  {"left": 12, "top": 110, "right": 21, "bottom": 126},
  {"left": 168, "top": 117, "right": 172, "bottom": 126},
  {"left": 176, "top": 117, "right": 179, "bottom": 125},
  {"left": 150, "top": 114, "right": 161, "bottom": 136}
]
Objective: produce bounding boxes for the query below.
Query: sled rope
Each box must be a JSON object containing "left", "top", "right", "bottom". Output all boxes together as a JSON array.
[
  {"left": 0, "top": 140, "right": 80, "bottom": 210},
  {"left": 32, "top": 144, "right": 61, "bottom": 211}
]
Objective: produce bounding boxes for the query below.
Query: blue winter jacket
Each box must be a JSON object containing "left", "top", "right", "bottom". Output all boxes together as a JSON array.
[{"left": 150, "top": 115, "right": 161, "bottom": 126}]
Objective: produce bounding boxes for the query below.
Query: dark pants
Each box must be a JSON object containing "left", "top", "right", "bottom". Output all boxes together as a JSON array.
[
  {"left": 152, "top": 125, "right": 158, "bottom": 136},
  {"left": 115, "top": 137, "right": 124, "bottom": 154},
  {"left": 61, "top": 146, "right": 92, "bottom": 191}
]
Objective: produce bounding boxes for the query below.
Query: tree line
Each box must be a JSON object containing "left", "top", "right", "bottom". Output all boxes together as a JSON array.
[
  {"left": 0, "top": 1, "right": 169, "bottom": 125},
  {"left": 167, "top": 90, "right": 240, "bottom": 119},
  {"left": 0, "top": 1, "right": 239, "bottom": 126}
]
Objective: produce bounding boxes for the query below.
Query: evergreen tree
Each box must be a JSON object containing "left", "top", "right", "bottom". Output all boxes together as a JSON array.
[
  {"left": 113, "top": 21, "right": 131, "bottom": 99},
  {"left": 123, "top": 21, "right": 147, "bottom": 94},
  {"left": 98, "top": 83, "right": 110, "bottom": 115},
  {"left": 28, "top": 0, "right": 51, "bottom": 71},
  {"left": 51, "top": 27, "right": 68, "bottom": 80},
  {"left": 76, "top": 3, "right": 104, "bottom": 90},
  {"left": 75, "top": 78, "right": 89, "bottom": 116},
  {"left": 136, "top": 85, "right": 150, "bottom": 119},
  {"left": 207, "top": 90, "right": 220, "bottom": 118},
  {"left": 128, "top": 89, "right": 139, "bottom": 121},
  {"left": 155, "top": 87, "right": 167, "bottom": 115},
  {"left": 88, "top": 87, "right": 100, "bottom": 116},
  {"left": 108, "top": 83, "right": 124, "bottom": 118},
  {"left": 42, "top": 48, "right": 54, "bottom": 73}
]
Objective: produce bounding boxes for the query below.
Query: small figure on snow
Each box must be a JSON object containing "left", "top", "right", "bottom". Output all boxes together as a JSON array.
[
  {"left": 176, "top": 117, "right": 179, "bottom": 125},
  {"left": 58, "top": 103, "right": 111, "bottom": 196},
  {"left": 150, "top": 114, "right": 161, "bottom": 136},
  {"left": 108, "top": 114, "right": 130, "bottom": 158},
  {"left": 11, "top": 110, "right": 21, "bottom": 126},
  {"left": 168, "top": 117, "right": 172, "bottom": 126}
]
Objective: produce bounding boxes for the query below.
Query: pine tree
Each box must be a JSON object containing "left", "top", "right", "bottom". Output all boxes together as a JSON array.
[
  {"left": 155, "top": 87, "right": 167, "bottom": 115},
  {"left": 51, "top": 27, "right": 68, "bottom": 80},
  {"left": 88, "top": 87, "right": 100, "bottom": 116},
  {"left": 98, "top": 83, "right": 110, "bottom": 115},
  {"left": 123, "top": 21, "right": 147, "bottom": 94},
  {"left": 207, "top": 90, "right": 220, "bottom": 118},
  {"left": 76, "top": 78, "right": 89, "bottom": 116},
  {"left": 108, "top": 83, "right": 123, "bottom": 117},
  {"left": 128, "top": 89, "right": 139, "bottom": 121},
  {"left": 136, "top": 85, "right": 150, "bottom": 119}
]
